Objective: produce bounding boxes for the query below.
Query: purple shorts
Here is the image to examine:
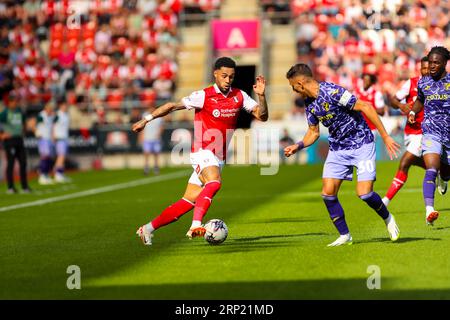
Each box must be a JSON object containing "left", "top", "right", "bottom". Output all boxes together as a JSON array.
[
  {"left": 38, "top": 139, "right": 54, "bottom": 158},
  {"left": 56, "top": 139, "right": 68, "bottom": 156},
  {"left": 422, "top": 134, "right": 450, "bottom": 165},
  {"left": 323, "top": 142, "right": 376, "bottom": 181},
  {"left": 143, "top": 140, "right": 162, "bottom": 153}
]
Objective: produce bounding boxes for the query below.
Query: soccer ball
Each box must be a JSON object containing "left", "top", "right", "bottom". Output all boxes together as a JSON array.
[{"left": 204, "top": 219, "right": 228, "bottom": 245}]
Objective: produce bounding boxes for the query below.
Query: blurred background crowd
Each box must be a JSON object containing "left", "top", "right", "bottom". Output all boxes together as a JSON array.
[
  {"left": 1, "top": 0, "right": 449, "bottom": 129},
  {"left": 262, "top": 0, "right": 450, "bottom": 118},
  {"left": 0, "top": 0, "right": 223, "bottom": 130}
]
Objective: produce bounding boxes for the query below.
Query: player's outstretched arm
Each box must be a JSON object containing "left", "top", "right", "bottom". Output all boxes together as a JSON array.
[
  {"left": 132, "top": 101, "right": 186, "bottom": 133},
  {"left": 284, "top": 124, "right": 319, "bottom": 157},
  {"left": 354, "top": 100, "right": 400, "bottom": 160},
  {"left": 389, "top": 95, "right": 412, "bottom": 114},
  {"left": 252, "top": 75, "right": 269, "bottom": 122},
  {"left": 408, "top": 99, "right": 424, "bottom": 124}
]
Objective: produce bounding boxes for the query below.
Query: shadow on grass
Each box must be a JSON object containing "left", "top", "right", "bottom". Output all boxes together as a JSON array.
[
  {"left": 237, "top": 217, "right": 319, "bottom": 224},
  {"left": 158, "top": 233, "right": 329, "bottom": 255},
  {"left": 1, "top": 166, "right": 325, "bottom": 299},
  {"left": 66, "top": 278, "right": 450, "bottom": 300},
  {"left": 434, "top": 226, "right": 450, "bottom": 230},
  {"left": 232, "top": 233, "right": 326, "bottom": 242},
  {"left": 355, "top": 237, "right": 442, "bottom": 245}
]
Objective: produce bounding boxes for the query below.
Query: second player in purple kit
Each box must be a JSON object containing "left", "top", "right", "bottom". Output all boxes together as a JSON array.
[
  {"left": 284, "top": 63, "right": 401, "bottom": 246},
  {"left": 409, "top": 46, "right": 450, "bottom": 226}
]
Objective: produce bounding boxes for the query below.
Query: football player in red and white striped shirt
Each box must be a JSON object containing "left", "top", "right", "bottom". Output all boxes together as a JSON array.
[
  {"left": 382, "top": 56, "right": 429, "bottom": 206},
  {"left": 133, "top": 57, "right": 269, "bottom": 245}
]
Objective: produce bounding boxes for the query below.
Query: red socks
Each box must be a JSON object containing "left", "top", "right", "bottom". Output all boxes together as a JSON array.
[
  {"left": 151, "top": 198, "right": 194, "bottom": 230},
  {"left": 150, "top": 181, "right": 222, "bottom": 230},
  {"left": 385, "top": 171, "right": 408, "bottom": 200},
  {"left": 193, "top": 181, "right": 222, "bottom": 222}
]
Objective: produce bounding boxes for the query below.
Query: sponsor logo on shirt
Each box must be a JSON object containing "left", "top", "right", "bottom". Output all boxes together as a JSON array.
[
  {"left": 426, "top": 94, "right": 449, "bottom": 101},
  {"left": 212, "top": 108, "right": 240, "bottom": 118}
]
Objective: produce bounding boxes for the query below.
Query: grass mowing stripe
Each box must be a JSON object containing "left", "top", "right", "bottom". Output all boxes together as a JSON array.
[{"left": 0, "top": 170, "right": 190, "bottom": 213}]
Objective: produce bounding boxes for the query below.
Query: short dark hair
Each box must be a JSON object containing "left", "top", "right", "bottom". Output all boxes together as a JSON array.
[
  {"left": 427, "top": 46, "right": 450, "bottom": 62},
  {"left": 362, "top": 73, "right": 377, "bottom": 84},
  {"left": 214, "top": 57, "right": 236, "bottom": 70},
  {"left": 420, "top": 56, "right": 429, "bottom": 63},
  {"left": 286, "top": 64, "right": 313, "bottom": 79}
]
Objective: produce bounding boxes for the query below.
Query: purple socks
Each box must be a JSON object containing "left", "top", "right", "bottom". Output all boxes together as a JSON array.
[
  {"left": 423, "top": 169, "right": 437, "bottom": 207},
  {"left": 359, "top": 191, "right": 390, "bottom": 220},
  {"left": 40, "top": 158, "right": 52, "bottom": 175},
  {"left": 322, "top": 195, "right": 349, "bottom": 235}
]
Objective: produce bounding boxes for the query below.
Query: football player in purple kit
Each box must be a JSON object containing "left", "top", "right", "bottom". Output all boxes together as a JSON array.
[
  {"left": 284, "top": 63, "right": 401, "bottom": 246},
  {"left": 408, "top": 46, "right": 450, "bottom": 226}
]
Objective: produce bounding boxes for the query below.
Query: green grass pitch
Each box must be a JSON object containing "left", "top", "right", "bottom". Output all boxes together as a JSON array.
[{"left": 0, "top": 162, "right": 449, "bottom": 299}]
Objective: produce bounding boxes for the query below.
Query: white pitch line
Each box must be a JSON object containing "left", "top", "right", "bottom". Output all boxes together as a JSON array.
[{"left": 0, "top": 170, "right": 190, "bottom": 213}]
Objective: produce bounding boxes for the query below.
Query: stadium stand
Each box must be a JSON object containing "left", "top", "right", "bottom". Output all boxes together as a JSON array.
[
  {"left": 1, "top": 0, "right": 449, "bottom": 129},
  {"left": 0, "top": 0, "right": 187, "bottom": 129},
  {"left": 291, "top": 0, "right": 450, "bottom": 115}
]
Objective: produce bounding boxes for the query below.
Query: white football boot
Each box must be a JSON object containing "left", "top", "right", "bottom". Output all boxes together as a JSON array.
[
  {"left": 55, "top": 173, "right": 71, "bottom": 183},
  {"left": 384, "top": 214, "right": 400, "bottom": 241},
  {"left": 38, "top": 175, "right": 54, "bottom": 185},
  {"left": 136, "top": 226, "right": 153, "bottom": 246},
  {"left": 327, "top": 233, "right": 353, "bottom": 247}
]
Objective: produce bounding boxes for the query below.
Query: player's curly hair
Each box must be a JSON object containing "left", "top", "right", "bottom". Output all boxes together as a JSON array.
[
  {"left": 214, "top": 57, "right": 236, "bottom": 70},
  {"left": 427, "top": 46, "right": 450, "bottom": 62}
]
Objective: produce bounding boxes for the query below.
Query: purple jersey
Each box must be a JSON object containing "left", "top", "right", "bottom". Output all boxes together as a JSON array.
[
  {"left": 417, "top": 74, "right": 450, "bottom": 148},
  {"left": 305, "top": 82, "right": 374, "bottom": 151}
]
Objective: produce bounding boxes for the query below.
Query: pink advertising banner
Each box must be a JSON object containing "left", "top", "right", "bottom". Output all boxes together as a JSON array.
[{"left": 211, "top": 20, "right": 260, "bottom": 50}]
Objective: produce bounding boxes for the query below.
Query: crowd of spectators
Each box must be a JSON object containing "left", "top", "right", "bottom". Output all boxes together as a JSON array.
[
  {"left": 2, "top": 0, "right": 449, "bottom": 130},
  {"left": 290, "top": 0, "right": 450, "bottom": 116},
  {"left": 0, "top": 0, "right": 221, "bottom": 130}
]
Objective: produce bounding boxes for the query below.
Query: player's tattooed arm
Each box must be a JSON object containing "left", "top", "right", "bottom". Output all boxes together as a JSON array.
[
  {"left": 354, "top": 100, "right": 400, "bottom": 160},
  {"left": 284, "top": 124, "right": 319, "bottom": 157},
  {"left": 132, "top": 101, "right": 186, "bottom": 133},
  {"left": 252, "top": 75, "right": 269, "bottom": 121},
  {"left": 408, "top": 99, "right": 424, "bottom": 124}
]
